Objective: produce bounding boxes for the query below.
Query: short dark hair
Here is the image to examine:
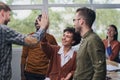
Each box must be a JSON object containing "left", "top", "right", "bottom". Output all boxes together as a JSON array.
[
  {"left": 76, "top": 7, "right": 96, "bottom": 27},
  {"left": 63, "top": 27, "right": 81, "bottom": 46},
  {"left": 0, "top": 2, "right": 11, "bottom": 11}
]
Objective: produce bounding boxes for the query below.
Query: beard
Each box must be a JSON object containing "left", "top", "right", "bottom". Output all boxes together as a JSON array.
[
  {"left": 75, "top": 26, "right": 81, "bottom": 33},
  {"left": 75, "top": 26, "right": 82, "bottom": 37},
  {"left": 4, "top": 19, "right": 10, "bottom": 25}
]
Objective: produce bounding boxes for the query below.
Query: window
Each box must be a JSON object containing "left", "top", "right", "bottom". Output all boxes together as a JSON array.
[
  {"left": 1, "top": 0, "right": 120, "bottom": 43},
  {"left": 93, "top": 0, "right": 120, "bottom": 4},
  {"left": 1, "top": 0, "right": 42, "bottom": 5},
  {"left": 49, "top": 0, "right": 89, "bottom": 4},
  {"left": 49, "top": 7, "right": 78, "bottom": 44},
  {"left": 96, "top": 9, "right": 120, "bottom": 40},
  {"left": 9, "top": 10, "right": 41, "bottom": 34}
]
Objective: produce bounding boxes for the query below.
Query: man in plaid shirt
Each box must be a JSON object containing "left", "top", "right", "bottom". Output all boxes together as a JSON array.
[{"left": 0, "top": 2, "right": 49, "bottom": 80}]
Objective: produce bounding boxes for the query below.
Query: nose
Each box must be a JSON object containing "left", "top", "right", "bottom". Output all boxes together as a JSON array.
[
  {"left": 73, "top": 20, "right": 77, "bottom": 25},
  {"left": 73, "top": 22, "right": 75, "bottom": 26},
  {"left": 107, "top": 30, "right": 111, "bottom": 35},
  {"left": 73, "top": 24, "right": 75, "bottom": 27}
]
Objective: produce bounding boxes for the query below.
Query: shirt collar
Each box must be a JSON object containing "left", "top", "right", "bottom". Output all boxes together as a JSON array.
[
  {"left": 82, "top": 29, "right": 93, "bottom": 39},
  {"left": 58, "top": 46, "right": 74, "bottom": 58}
]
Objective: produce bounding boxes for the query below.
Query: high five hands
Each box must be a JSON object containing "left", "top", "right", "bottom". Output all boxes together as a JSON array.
[{"left": 37, "top": 12, "right": 49, "bottom": 31}]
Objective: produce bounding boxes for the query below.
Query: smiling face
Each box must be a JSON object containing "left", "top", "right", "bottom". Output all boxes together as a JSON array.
[
  {"left": 62, "top": 31, "right": 74, "bottom": 47},
  {"left": 107, "top": 26, "right": 116, "bottom": 38}
]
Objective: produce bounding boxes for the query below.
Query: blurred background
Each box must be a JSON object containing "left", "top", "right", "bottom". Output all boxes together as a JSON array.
[{"left": 0, "top": 0, "right": 120, "bottom": 80}]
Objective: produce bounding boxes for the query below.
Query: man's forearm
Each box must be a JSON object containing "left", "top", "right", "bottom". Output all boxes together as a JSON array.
[{"left": 24, "top": 28, "right": 45, "bottom": 45}]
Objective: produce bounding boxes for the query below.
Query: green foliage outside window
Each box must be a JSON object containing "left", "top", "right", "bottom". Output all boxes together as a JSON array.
[{"left": 1, "top": 0, "right": 120, "bottom": 46}]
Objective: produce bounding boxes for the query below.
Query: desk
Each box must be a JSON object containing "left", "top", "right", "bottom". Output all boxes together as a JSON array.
[
  {"left": 107, "top": 60, "right": 120, "bottom": 80},
  {"left": 107, "top": 71, "right": 120, "bottom": 80}
]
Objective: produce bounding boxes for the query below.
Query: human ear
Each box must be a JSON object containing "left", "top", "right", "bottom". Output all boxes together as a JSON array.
[
  {"left": 79, "top": 18, "right": 84, "bottom": 25},
  {"left": 1, "top": 10, "right": 5, "bottom": 17}
]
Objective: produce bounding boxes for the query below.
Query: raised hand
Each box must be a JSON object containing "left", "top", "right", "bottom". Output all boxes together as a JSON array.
[{"left": 37, "top": 12, "right": 49, "bottom": 30}]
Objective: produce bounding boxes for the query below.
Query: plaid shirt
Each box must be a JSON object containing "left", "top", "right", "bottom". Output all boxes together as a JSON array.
[{"left": 0, "top": 24, "right": 45, "bottom": 80}]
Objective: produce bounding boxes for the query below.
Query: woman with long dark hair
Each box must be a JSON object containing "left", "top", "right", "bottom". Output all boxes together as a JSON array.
[{"left": 103, "top": 24, "right": 120, "bottom": 63}]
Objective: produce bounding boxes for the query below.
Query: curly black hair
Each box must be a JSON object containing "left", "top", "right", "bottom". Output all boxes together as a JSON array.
[{"left": 63, "top": 27, "right": 81, "bottom": 46}]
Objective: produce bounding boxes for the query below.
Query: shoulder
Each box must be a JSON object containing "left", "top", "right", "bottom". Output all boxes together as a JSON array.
[
  {"left": 87, "top": 32, "right": 102, "bottom": 42},
  {"left": 0, "top": 24, "right": 10, "bottom": 30},
  {"left": 50, "top": 44, "right": 60, "bottom": 50},
  {"left": 112, "top": 40, "right": 120, "bottom": 46},
  {"left": 46, "top": 33, "right": 55, "bottom": 38},
  {"left": 46, "top": 33, "right": 57, "bottom": 43},
  {"left": 87, "top": 32, "right": 104, "bottom": 46},
  {"left": 0, "top": 24, "right": 16, "bottom": 34},
  {"left": 114, "top": 40, "right": 120, "bottom": 44}
]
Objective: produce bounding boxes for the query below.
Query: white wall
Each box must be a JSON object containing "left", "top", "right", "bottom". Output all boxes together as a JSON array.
[{"left": 11, "top": 48, "right": 22, "bottom": 80}]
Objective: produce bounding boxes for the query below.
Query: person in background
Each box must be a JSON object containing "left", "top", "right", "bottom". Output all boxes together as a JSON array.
[
  {"left": 0, "top": 2, "right": 49, "bottom": 80},
  {"left": 103, "top": 24, "right": 120, "bottom": 63},
  {"left": 41, "top": 27, "right": 81, "bottom": 80},
  {"left": 21, "top": 14, "right": 57, "bottom": 80},
  {"left": 73, "top": 7, "right": 106, "bottom": 80}
]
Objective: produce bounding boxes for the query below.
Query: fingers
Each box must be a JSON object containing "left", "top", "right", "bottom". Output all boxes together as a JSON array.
[
  {"left": 37, "top": 18, "right": 40, "bottom": 25},
  {"left": 39, "top": 12, "right": 49, "bottom": 30},
  {"left": 42, "top": 12, "right": 48, "bottom": 19}
]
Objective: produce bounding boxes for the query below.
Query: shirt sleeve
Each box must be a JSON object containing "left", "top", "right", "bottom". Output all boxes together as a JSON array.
[
  {"left": 46, "top": 33, "right": 58, "bottom": 45},
  {"left": 49, "top": 35, "right": 58, "bottom": 45},
  {"left": 87, "top": 36, "right": 106, "bottom": 80},
  {"left": 109, "top": 42, "right": 120, "bottom": 61},
  {"left": 4, "top": 25, "right": 25, "bottom": 45},
  {"left": 2, "top": 25, "right": 45, "bottom": 45},
  {"left": 41, "top": 38, "right": 56, "bottom": 59}
]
